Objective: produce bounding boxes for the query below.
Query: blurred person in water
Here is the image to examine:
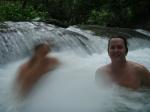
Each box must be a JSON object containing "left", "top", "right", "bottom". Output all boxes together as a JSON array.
[
  {"left": 16, "top": 43, "right": 59, "bottom": 96},
  {"left": 96, "top": 35, "right": 150, "bottom": 89}
]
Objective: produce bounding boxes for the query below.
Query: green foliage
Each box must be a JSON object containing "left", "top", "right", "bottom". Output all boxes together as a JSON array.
[
  {"left": 0, "top": 0, "right": 150, "bottom": 27},
  {"left": 0, "top": 1, "right": 48, "bottom": 21},
  {"left": 87, "top": 1, "right": 135, "bottom": 27},
  {"left": 88, "top": 9, "right": 113, "bottom": 26}
]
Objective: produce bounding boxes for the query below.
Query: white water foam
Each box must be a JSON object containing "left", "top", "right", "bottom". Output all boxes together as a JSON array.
[{"left": 1, "top": 47, "right": 150, "bottom": 112}]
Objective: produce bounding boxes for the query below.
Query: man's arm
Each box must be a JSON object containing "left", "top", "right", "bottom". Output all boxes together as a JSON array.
[
  {"left": 16, "top": 63, "right": 27, "bottom": 82},
  {"left": 140, "top": 66, "right": 150, "bottom": 87}
]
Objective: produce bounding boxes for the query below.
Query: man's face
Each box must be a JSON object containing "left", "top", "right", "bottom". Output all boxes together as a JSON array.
[
  {"left": 36, "top": 44, "right": 50, "bottom": 57},
  {"left": 108, "top": 38, "right": 126, "bottom": 61}
]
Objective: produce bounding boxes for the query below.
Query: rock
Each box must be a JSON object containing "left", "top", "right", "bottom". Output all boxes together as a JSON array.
[{"left": 42, "top": 19, "right": 69, "bottom": 28}]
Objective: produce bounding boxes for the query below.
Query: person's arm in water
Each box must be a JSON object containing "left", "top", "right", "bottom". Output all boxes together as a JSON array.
[{"left": 139, "top": 66, "right": 150, "bottom": 87}]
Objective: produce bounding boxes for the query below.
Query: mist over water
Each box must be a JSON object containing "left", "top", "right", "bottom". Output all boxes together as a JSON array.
[
  {"left": 0, "top": 22, "right": 150, "bottom": 112},
  {"left": 1, "top": 48, "right": 150, "bottom": 112}
]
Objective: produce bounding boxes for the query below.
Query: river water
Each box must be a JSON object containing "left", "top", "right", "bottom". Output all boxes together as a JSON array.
[{"left": 0, "top": 22, "right": 150, "bottom": 112}]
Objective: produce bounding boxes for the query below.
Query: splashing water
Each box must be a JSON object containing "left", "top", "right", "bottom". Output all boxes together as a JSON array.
[{"left": 0, "top": 22, "right": 150, "bottom": 112}]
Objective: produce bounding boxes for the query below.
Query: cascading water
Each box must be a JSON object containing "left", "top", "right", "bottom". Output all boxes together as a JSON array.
[
  {"left": 0, "top": 22, "right": 107, "bottom": 64},
  {"left": 0, "top": 22, "right": 150, "bottom": 112}
]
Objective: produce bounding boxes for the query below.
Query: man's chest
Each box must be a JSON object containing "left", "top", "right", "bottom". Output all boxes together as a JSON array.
[{"left": 115, "top": 71, "right": 141, "bottom": 89}]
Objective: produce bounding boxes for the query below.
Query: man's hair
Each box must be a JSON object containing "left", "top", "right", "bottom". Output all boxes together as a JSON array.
[
  {"left": 108, "top": 35, "right": 128, "bottom": 55},
  {"left": 34, "top": 43, "right": 50, "bottom": 51}
]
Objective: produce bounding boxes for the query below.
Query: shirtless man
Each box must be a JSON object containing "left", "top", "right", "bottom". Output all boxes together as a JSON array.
[
  {"left": 96, "top": 35, "right": 150, "bottom": 89},
  {"left": 16, "top": 43, "right": 59, "bottom": 96}
]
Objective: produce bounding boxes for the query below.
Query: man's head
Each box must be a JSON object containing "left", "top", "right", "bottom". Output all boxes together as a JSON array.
[
  {"left": 34, "top": 43, "right": 51, "bottom": 56},
  {"left": 108, "top": 35, "right": 128, "bottom": 55},
  {"left": 107, "top": 35, "right": 128, "bottom": 61}
]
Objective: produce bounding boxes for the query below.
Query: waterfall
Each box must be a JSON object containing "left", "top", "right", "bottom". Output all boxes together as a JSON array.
[
  {"left": 1, "top": 22, "right": 150, "bottom": 64},
  {"left": 0, "top": 22, "right": 107, "bottom": 64},
  {"left": 0, "top": 22, "right": 150, "bottom": 112}
]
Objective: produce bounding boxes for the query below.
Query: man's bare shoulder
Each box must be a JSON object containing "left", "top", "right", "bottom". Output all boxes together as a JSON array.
[
  {"left": 128, "top": 61, "right": 148, "bottom": 71},
  {"left": 47, "top": 57, "right": 59, "bottom": 64},
  {"left": 96, "top": 64, "right": 111, "bottom": 75},
  {"left": 46, "top": 57, "right": 60, "bottom": 70},
  {"left": 128, "top": 61, "right": 150, "bottom": 87},
  {"left": 95, "top": 64, "right": 112, "bottom": 85}
]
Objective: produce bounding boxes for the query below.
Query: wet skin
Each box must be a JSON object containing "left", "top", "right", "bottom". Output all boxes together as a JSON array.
[
  {"left": 17, "top": 44, "right": 59, "bottom": 96},
  {"left": 96, "top": 38, "right": 150, "bottom": 89}
]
